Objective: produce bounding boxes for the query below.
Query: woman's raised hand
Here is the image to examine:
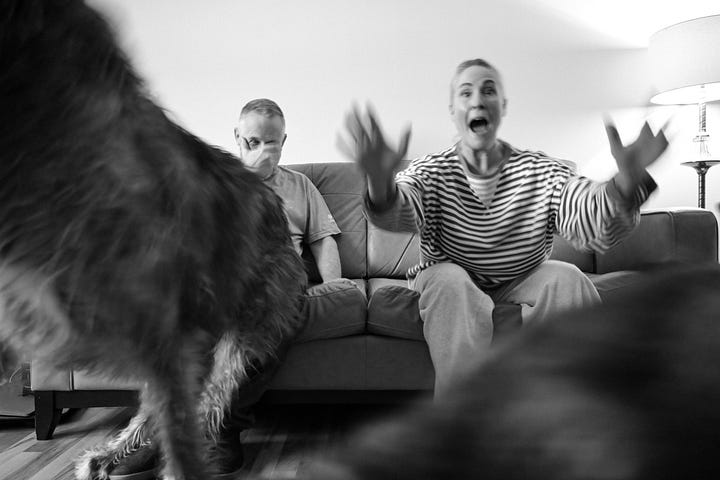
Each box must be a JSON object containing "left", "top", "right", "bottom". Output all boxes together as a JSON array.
[{"left": 338, "top": 104, "right": 411, "bottom": 183}]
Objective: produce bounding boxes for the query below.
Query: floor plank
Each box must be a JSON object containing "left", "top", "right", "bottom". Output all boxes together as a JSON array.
[
  {"left": 0, "top": 404, "right": 401, "bottom": 480},
  {"left": 0, "top": 407, "right": 132, "bottom": 480}
]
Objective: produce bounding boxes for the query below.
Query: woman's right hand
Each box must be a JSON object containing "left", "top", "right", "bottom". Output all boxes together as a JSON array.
[{"left": 338, "top": 104, "right": 411, "bottom": 207}]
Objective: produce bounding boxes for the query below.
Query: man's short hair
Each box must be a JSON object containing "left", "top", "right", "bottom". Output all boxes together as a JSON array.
[{"left": 240, "top": 98, "right": 285, "bottom": 122}]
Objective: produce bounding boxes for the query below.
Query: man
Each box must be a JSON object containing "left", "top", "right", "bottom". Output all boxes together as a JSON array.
[
  {"left": 234, "top": 98, "right": 343, "bottom": 282},
  {"left": 339, "top": 58, "right": 668, "bottom": 396}
]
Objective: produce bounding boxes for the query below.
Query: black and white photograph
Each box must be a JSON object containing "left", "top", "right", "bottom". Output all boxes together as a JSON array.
[{"left": 1, "top": 1, "right": 720, "bottom": 479}]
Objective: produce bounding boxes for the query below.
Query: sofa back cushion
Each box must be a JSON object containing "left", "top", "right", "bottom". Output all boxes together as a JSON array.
[
  {"left": 286, "top": 163, "right": 719, "bottom": 280},
  {"left": 287, "top": 163, "right": 367, "bottom": 279},
  {"left": 550, "top": 235, "right": 595, "bottom": 272},
  {"left": 365, "top": 160, "right": 420, "bottom": 279},
  {"left": 596, "top": 208, "right": 718, "bottom": 273},
  {"left": 369, "top": 226, "right": 596, "bottom": 277},
  {"left": 367, "top": 226, "right": 421, "bottom": 279},
  {"left": 287, "top": 162, "right": 598, "bottom": 279}
]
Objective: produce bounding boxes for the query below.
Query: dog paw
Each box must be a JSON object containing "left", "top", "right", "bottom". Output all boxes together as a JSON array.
[{"left": 74, "top": 447, "right": 114, "bottom": 480}]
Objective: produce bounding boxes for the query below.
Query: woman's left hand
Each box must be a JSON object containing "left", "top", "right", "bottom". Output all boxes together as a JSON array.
[{"left": 605, "top": 120, "right": 668, "bottom": 197}]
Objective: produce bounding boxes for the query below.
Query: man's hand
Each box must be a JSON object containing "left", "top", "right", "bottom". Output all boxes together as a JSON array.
[
  {"left": 337, "top": 104, "right": 411, "bottom": 208},
  {"left": 605, "top": 119, "right": 668, "bottom": 198}
]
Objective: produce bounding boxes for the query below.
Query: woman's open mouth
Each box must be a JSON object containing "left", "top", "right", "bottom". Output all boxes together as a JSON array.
[{"left": 469, "top": 118, "right": 489, "bottom": 134}]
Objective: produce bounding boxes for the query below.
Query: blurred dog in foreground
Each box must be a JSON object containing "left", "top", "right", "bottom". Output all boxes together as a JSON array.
[
  {"left": 0, "top": 1, "right": 306, "bottom": 479},
  {"left": 305, "top": 263, "right": 720, "bottom": 480}
]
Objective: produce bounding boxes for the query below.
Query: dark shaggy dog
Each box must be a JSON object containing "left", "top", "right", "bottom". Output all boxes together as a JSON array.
[
  {"left": 0, "top": 1, "right": 306, "bottom": 479},
  {"left": 306, "top": 263, "right": 720, "bottom": 480}
]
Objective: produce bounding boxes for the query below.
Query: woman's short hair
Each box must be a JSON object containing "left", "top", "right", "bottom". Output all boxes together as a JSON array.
[{"left": 449, "top": 58, "right": 503, "bottom": 104}]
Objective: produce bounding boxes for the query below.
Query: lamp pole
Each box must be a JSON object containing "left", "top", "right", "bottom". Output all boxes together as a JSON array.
[
  {"left": 682, "top": 98, "right": 720, "bottom": 209},
  {"left": 682, "top": 160, "right": 720, "bottom": 209}
]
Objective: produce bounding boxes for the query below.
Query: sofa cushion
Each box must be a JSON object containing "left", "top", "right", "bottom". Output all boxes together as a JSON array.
[
  {"left": 295, "top": 279, "right": 367, "bottom": 343},
  {"left": 596, "top": 208, "right": 718, "bottom": 273},
  {"left": 366, "top": 270, "right": 642, "bottom": 342},
  {"left": 367, "top": 283, "right": 424, "bottom": 341},
  {"left": 365, "top": 335, "right": 434, "bottom": 390},
  {"left": 270, "top": 335, "right": 436, "bottom": 391},
  {"left": 269, "top": 337, "right": 369, "bottom": 389},
  {"left": 288, "top": 163, "right": 367, "bottom": 280},
  {"left": 550, "top": 234, "right": 595, "bottom": 273},
  {"left": 366, "top": 279, "right": 524, "bottom": 342},
  {"left": 367, "top": 226, "right": 420, "bottom": 279},
  {"left": 588, "top": 270, "right": 646, "bottom": 303}
]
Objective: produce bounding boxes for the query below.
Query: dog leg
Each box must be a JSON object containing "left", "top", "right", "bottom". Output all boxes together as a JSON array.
[
  {"left": 197, "top": 331, "right": 248, "bottom": 444},
  {"left": 146, "top": 343, "right": 210, "bottom": 480},
  {"left": 75, "top": 408, "right": 153, "bottom": 480},
  {"left": 198, "top": 330, "right": 292, "bottom": 477},
  {"left": 198, "top": 329, "right": 292, "bottom": 436}
]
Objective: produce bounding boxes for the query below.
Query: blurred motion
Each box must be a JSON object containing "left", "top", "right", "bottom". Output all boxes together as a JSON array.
[
  {"left": 306, "top": 263, "right": 720, "bottom": 480},
  {"left": 0, "top": 1, "right": 306, "bottom": 479}
]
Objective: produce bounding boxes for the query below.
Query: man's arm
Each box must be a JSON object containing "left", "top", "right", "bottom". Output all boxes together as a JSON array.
[{"left": 309, "top": 235, "right": 342, "bottom": 282}]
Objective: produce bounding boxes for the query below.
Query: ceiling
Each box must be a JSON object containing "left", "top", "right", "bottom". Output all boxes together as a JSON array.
[
  {"left": 89, "top": 0, "right": 720, "bottom": 53},
  {"left": 529, "top": 0, "right": 720, "bottom": 48}
]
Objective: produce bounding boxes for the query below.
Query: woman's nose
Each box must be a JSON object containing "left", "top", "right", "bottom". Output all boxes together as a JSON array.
[{"left": 470, "top": 90, "right": 485, "bottom": 108}]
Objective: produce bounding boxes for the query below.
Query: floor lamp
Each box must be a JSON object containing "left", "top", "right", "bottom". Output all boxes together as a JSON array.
[{"left": 649, "top": 15, "right": 720, "bottom": 209}]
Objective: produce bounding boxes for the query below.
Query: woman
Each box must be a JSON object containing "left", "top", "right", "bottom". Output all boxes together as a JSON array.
[{"left": 340, "top": 58, "right": 668, "bottom": 395}]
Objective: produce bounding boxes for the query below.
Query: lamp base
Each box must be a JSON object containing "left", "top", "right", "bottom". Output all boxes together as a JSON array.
[{"left": 681, "top": 160, "right": 720, "bottom": 208}]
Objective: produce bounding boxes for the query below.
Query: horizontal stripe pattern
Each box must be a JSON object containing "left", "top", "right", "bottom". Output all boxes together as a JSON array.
[{"left": 367, "top": 143, "right": 654, "bottom": 287}]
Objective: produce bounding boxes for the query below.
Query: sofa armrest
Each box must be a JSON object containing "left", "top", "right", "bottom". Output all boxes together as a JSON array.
[
  {"left": 31, "top": 361, "right": 142, "bottom": 392},
  {"left": 595, "top": 208, "right": 718, "bottom": 273},
  {"left": 31, "top": 361, "right": 73, "bottom": 391}
]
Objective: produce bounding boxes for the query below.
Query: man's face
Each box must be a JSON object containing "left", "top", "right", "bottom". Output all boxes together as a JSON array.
[
  {"left": 234, "top": 112, "right": 287, "bottom": 179},
  {"left": 449, "top": 65, "right": 507, "bottom": 154}
]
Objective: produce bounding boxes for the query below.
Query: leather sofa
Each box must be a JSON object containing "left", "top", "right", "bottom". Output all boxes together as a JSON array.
[{"left": 30, "top": 161, "right": 719, "bottom": 439}]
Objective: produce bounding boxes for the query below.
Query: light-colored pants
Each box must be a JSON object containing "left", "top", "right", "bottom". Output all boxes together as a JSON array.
[{"left": 409, "top": 260, "right": 601, "bottom": 396}]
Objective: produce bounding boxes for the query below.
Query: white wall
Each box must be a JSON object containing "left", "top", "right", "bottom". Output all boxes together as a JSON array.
[{"left": 90, "top": 0, "right": 720, "bottom": 217}]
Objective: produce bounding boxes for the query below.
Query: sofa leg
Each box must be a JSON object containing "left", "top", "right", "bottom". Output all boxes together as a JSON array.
[{"left": 34, "top": 391, "right": 62, "bottom": 440}]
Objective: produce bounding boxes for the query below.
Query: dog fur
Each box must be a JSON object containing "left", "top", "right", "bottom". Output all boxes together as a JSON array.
[
  {"left": 305, "top": 263, "right": 720, "bottom": 480},
  {"left": 0, "top": 1, "right": 307, "bottom": 479}
]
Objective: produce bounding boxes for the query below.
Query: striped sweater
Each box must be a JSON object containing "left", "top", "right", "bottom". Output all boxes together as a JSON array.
[{"left": 367, "top": 142, "right": 656, "bottom": 288}]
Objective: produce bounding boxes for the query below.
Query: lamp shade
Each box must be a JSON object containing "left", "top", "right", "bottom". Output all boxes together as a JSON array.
[{"left": 649, "top": 15, "right": 720, "bottom": 105}]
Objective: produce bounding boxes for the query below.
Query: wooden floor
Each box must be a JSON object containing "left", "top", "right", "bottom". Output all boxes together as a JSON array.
[{"left": 0, "top": 403, "right": 403, "bottom": 480}]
